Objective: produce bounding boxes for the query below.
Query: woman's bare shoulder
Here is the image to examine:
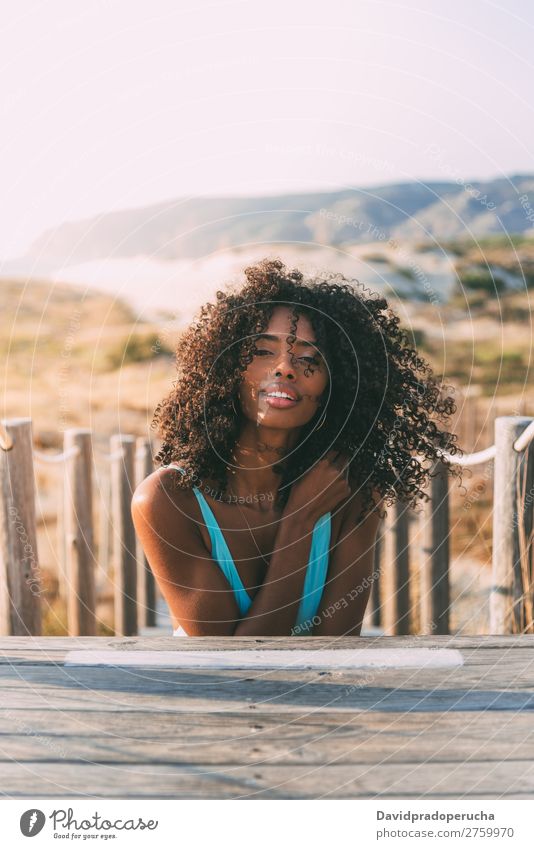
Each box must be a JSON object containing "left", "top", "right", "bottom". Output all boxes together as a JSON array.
[
  {"left": 133, "top": 464, "right": 186, "bottom": 498},
  {"left": 131, "top": 466, "right": 197, "bottom": 532}
]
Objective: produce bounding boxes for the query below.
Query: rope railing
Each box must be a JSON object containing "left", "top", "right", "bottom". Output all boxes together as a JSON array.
[
  {"left": 0, "top": 421, "right": 14, "bottom": 451},
  {"left": 33, "top": 445, "right": 81, "bottom": 464},
  {"left": 434, "top": 417, "right": 534, "bottom": 467},
  {"left": 33, "top": 445, "right": 143, "bottom": 465},
  {"left": 1, "top": 424, "right": 145, "bottom": 466},
  {"left": 438, "top": 445, "right": 497, "bottom": 467},
  {"left": 101, "top": 447, "right": 126, "bottom": 462},
  {"left": 5, "top": 418, "right": 532, "bottom": 470},
  {"left": 512, "top": 418, "right": 534, "bottom": 453},
  {"left": 34, "top": 446, "right": 129, "bottom": 464},
  {"left": 2, "top": 412, "right": 529, "bottom": 469}
]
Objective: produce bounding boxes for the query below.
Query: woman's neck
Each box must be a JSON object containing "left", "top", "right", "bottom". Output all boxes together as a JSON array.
[{"left": 225, "top": 421, "right": 301, "bottom": 508}]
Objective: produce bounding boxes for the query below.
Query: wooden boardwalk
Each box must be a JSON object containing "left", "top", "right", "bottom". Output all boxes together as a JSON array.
[{"left": 1, "top": 635, "right": 534, "bottom": 799}]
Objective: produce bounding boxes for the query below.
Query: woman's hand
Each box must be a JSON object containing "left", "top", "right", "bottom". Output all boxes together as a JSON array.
[{"left": 283, "top": 449, "right": 352, "bottom": 527}]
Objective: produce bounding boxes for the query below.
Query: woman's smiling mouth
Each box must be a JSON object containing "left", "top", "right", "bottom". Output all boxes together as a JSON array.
[
  {"left": 259, "top": 382, "right": 302, "bottom": 408},
  {"left": 263, "top": 391, "right": 301, "bottom": 409}
]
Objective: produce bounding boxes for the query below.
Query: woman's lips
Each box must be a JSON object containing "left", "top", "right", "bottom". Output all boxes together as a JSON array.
[{"left": 264, "top": 395, "right": 300, "bottom": 409}]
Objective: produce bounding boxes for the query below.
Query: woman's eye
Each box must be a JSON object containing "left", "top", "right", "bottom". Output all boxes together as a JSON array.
[{"left": 253, "top": 347, "right": 320, "bottom": 365}]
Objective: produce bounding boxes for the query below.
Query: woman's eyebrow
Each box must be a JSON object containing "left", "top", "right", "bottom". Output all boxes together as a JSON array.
[{"left": 255, "top": 333, "right": 318, "bottom": 347}]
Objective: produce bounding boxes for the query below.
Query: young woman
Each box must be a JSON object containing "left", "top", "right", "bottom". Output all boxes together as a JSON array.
[{"left": 132, "top": 258, "right": 462, "bottom": 636}]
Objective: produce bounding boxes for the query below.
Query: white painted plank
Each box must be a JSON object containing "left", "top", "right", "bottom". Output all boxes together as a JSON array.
[{"left": 64, "top": 648, "right": 464, "bottom": 669}]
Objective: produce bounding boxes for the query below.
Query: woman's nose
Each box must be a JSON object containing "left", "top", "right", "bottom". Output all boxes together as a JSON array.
[
  {"left": 273, "top": 348, "right": 297, "bottom": 378},
  {"left": 275, "top": 363, "right": 295, "bottom": 379}
]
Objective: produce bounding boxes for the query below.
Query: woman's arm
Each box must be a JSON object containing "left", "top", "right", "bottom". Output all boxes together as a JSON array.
[
  {"left": 312, "top": 489, "right": 383, "bottom": 636},
  {"left": 132, "top": 470, "right": 243, "bottom": 635},
  {"left": 234, "top": 451, "right": 355, "bottom": 635},
  {"left": 231, "top": 511, "right": 318, "bottom": 635}
]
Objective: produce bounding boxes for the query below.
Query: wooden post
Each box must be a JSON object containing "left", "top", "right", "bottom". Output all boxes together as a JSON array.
[
  {"left": 110, "top": 434, "right": 137, "bottom": 636},
  {"left": 369, "top": 521, "right": 382, "bottom": 627},
  {"left": 491, "top": 416, "right": 534, "bottom": 634},
  {"left": 0, "top": 418, "right": 42, "bottom": 635},
  {"left": 63, "top": 429, "right": 96, "bottom": 635},
  {"left": 97, "top": 469, "right": 112, "bottom": 587},
  {"left": 419, "top": 460, "right": 450, "bottom": 634},
  {"left": 382, "top": 500, "right": 412, "bottom": 635},
  {"left": 515, "top": 443, "right": 534, "bottom": 633},
  {"left": 94, "top": 465, "right": 114, "bottom": 631},
  {"left": 135, "top": 437, "right": 156, "bottom": 628},
  {"left": 56, "top": 481, "right": 67, "bottom": 603}
]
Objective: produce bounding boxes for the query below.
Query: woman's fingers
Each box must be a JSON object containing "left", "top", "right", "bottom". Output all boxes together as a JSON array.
[
  {"left": 325, "top": 449, "right": 342, "bottom": 466},
  {"left": 325, "top": 449, "right": 350, "bottom": 477}
]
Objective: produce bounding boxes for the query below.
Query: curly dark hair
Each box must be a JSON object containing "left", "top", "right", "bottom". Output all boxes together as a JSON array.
[{"left": 151, "top": 257, "right": 463, "bottom": 522}]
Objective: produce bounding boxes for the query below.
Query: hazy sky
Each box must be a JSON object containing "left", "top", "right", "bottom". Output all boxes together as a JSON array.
[{"left": 1, "top": 0, "right": 533, "bottom": 258}]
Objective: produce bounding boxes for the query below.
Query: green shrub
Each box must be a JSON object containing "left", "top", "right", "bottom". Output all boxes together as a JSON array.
[
  {"left": 394, "top": 265, "right": 417, "bottom": 281},
  {"left": 411, "top": 328, "right": 426, "bottom": 347},
  {"left": 105, "top": 331, "right": 173, "bottom": 371},
  {"left": 457, "top": 269, "right": 506, "bottom": 294}
]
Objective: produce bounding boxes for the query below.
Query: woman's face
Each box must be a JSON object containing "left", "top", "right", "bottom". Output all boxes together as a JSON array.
[{"left": 238, "top": 306, "right": 329, "bottom": 430}]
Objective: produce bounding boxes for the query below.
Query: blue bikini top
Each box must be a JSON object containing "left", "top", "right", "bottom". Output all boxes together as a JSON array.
[{"left": 165, "top": 464, "right": 331, "bottom": 634}]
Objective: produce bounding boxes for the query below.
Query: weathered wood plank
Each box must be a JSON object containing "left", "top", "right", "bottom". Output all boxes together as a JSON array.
[
  {"left": 491, "top": 416, "right": 534, "bottom": 633},
  {"left": 382, "top": 503, "right": 412, "bottom": 635},
  {"left": 419, "top": 460, "right": 450, "bottom": 634},
  {"left": 1, "top": 711, "right": 534, "bottom": 765},
  {"left": 63, "top": 429, "right": 96, "bottom": 636},
  {"left": 0, "top": 661, "right": 533, "bottom": 691},
  {"left": 3, "top": 677, "right": 534, "bottom": 713},
  {"left": 135, "top": 437, "right": 156, "bottom": 628},
  {"left": 110, "top": 434, "right": 137, "bottom": 636},
  {"left": 2, "top": 633, "right": 533, "bottom": 799},
  {"left": 1, "top": 644, "right": 534, "bottom": 687},
  {"left": 1, "top": 635, "right": 534, "bottom": 665},
  {"left": 1, "top": 706, "right": 531, "bottom": 736},
  {"left": 0, "top": 419, "right": 41, "bottom": 635},
  {"left": 1, "top": 759, "right": 533, "bottom": 798}
]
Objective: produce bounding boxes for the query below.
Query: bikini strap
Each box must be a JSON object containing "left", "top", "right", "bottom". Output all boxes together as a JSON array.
[
  {"left": 294, "top": 512, "right": 332, "bottom": 634},
  {"left": 192, "top": 491, "right": 252, "bottom": 617}
]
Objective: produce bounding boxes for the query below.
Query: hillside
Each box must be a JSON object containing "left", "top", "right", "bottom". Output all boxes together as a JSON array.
[{"left": 4, "top": 175, "right": 534, "bottom": 277}]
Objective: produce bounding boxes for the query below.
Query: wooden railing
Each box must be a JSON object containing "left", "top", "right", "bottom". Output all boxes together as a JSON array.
[
  {"left": 0, "top": 419, "right": 156, "bottom": 637},
  {"left": 371, "top": 416, "right": 534, "bottom": 636},
  {"left": 1, "top": 414, "right": 533, "bottom": 637}
]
